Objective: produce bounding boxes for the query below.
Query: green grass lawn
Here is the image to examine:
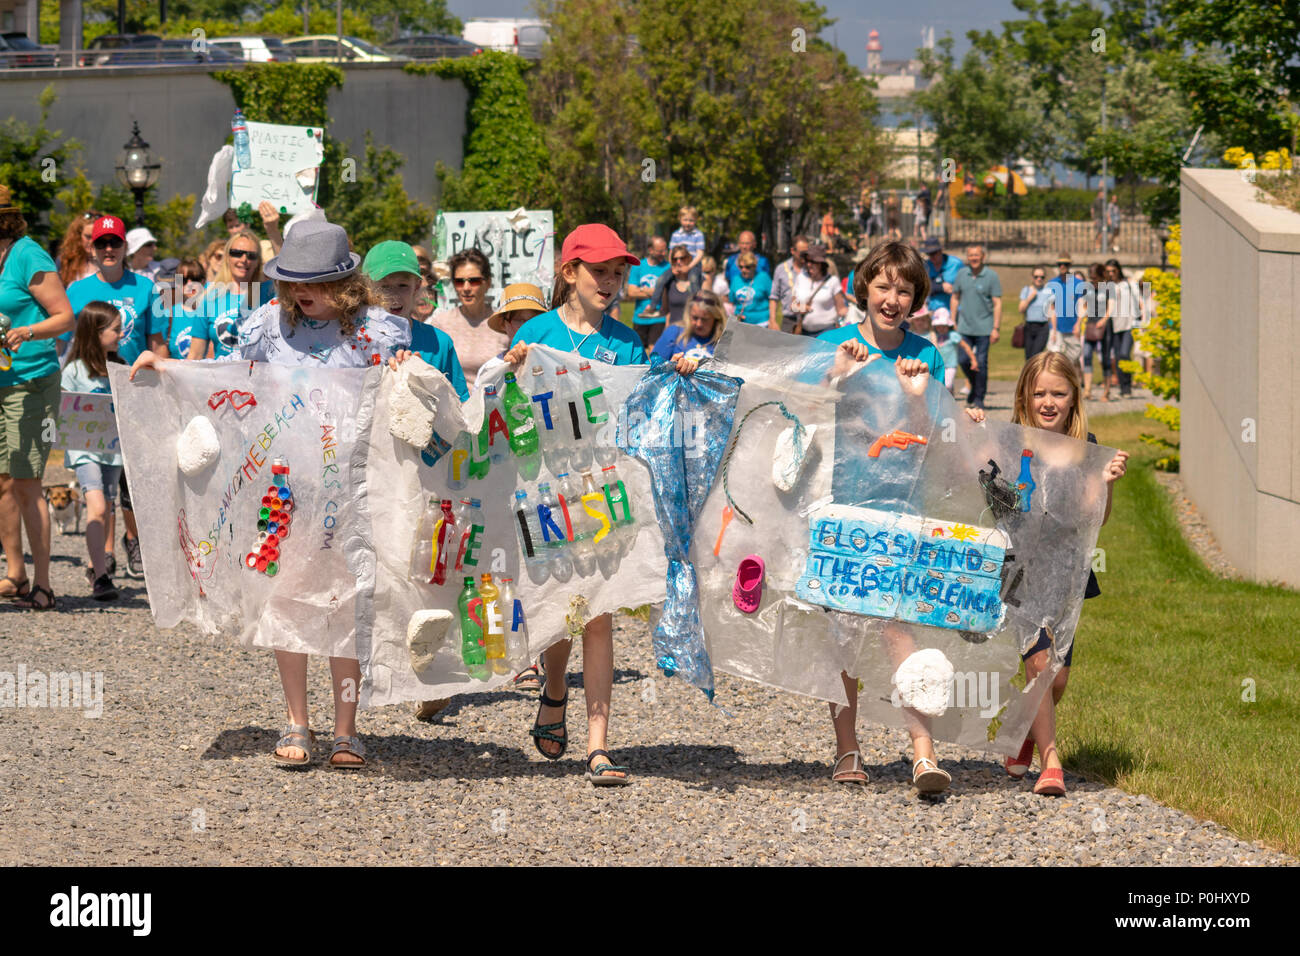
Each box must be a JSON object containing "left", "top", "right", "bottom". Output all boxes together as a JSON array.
[{"left": 1065, "top": 412, "right": 1300, "bottom": 854}]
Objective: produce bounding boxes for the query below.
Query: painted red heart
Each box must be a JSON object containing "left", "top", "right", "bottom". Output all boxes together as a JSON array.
[
  {"left": 228, "top": 390, "right": 258, "bottom": 411},
  {"left": 207, "top": 390, "right": 229, "bottom": 410}
]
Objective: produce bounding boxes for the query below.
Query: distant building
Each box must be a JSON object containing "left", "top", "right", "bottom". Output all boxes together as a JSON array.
[{"left": 863, "top": 27, "right": 931, "bottom": 98}]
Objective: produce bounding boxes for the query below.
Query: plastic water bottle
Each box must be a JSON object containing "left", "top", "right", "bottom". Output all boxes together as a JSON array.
[
  {"left": 503, "top": 371, "right": 540, "bottom": 476},
  {"left": 556, "top": 472, "right": 595, "bottom": 576},
  {"left": 431, "top": 498, "right": 457, "bottom": 586},
  {"left": 454, "top": 498, "right": 486, "bottom": 571},
  {"left": 536, "top": 482, "right": 573, "bottom": 578},
  {"left": 478, "top": 573, "right": 510, "bottom": 675},
  {"left": 577, "top": 361, "right": 618, "bottom": 467},
  {"left": 480, "top": 384, "right": 510, "bottom": 465},
  {"left": 556, "top": 366, "right": 594, "bottom": 473},
  {"left": 457, "top": 576, "right": 489, "bottom": 680},
  {"left": 409, "top": 495, "right": 438, "bottom": 585},
  {"left": 231, "top": 109, "right": 253, "bottom": 170},
  {"left": 579, "top": 470, "right": 615, "bottom": 554},
  {"left": 445, "top": 431, "right": 473, "bottom": 490},
  {"left": 531, "top": 365, "right": 568, "bottom": 477},
  {"left": 498, "top": 576, "right": 528, "bottom": 668},
  {"left": 514, "top": 489, "right": 549, "bottom": 575},
  {"left": 1016, "top": 449, "right": 1035, "bottom": 512},
  {"left": 601, "top": 464, "right": 635, "bottom": 554}
]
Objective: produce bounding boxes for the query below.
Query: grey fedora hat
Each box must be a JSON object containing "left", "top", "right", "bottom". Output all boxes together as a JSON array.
[{"left": 263, "top": 220, "right": 360, "bottom": 283}]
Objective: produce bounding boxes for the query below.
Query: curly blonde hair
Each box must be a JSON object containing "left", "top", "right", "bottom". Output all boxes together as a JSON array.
[{"left": 275, "top": 274, "right": 376, "bottom": 338}]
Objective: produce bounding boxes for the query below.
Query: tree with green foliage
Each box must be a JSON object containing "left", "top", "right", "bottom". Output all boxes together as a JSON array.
[
  {"left": 0, "top": 87, "right": 82, "bottom": 234},
  {"left": 411, "top": 53, "right": 555, "bottom": 215},
  {"left": 533, "top": 0, "right": 883, "bottom": 240}
]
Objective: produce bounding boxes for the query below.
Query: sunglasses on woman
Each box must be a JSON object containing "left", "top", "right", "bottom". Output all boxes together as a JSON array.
[
  {"left": 671, "top": 256, "right": 690, "bottom": 263},
  {"left": 82, "top": 211, "right": 102, "bottom": 220},
  {"left": 92, "top": 237, "right": 124, "bottom": 249},
  {"left": 454, "top": 276, "right": 486, "bottom": 287},
  {"left": 228, "top": 248, "right": 259, "bottom": 260}
]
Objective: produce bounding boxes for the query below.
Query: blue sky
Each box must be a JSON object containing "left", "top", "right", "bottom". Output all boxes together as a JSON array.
[{"left": 447, "top": 0, "right": 1026, "bottom": 69}]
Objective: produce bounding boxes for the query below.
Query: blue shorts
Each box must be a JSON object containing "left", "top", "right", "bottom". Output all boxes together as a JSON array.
[
  {"left": 73, "top": 461, "right": 122, "bottom": 503},
  {"left": 1022, "top": 627, "right": 1073, "bottom": 667}
]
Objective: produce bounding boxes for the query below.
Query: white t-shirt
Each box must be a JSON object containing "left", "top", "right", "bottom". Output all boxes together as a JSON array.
[{"left": 793, "top": 271, "right": 840, "bottom": 333}]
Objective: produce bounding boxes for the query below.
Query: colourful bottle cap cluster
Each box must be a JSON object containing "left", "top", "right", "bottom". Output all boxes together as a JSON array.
[{"left": 245, "top": 460, "right": 292, "bottom": 576}]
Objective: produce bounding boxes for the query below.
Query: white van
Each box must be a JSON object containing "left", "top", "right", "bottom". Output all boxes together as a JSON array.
[{"left": 461, "top": 18, "right": 548, "bottom": 60}]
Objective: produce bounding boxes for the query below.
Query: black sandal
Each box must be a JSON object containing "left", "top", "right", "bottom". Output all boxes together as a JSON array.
[
  {"left": 13, "top": 584, "right": 55, "bottom": 611},
  {"left": 529, "top": 684, "right": 568, "bottom": 760}
]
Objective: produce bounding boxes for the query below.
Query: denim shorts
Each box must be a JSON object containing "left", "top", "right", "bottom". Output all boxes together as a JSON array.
[{"left": 73, "top": 460, "right": 122, "bottom": 502}]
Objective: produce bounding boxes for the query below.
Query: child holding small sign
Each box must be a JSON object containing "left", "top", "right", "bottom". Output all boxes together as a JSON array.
[
  {"left": 1005, "top": 350, "right": 1127, "bottom": 795},
  {"left": 61, "top": 301, "right": 124, "bottom": 601}
]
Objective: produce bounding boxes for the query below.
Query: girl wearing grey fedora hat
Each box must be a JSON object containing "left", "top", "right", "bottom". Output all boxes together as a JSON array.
[{"left": 129, "top": 220, "right": 416, "bottom": 769}]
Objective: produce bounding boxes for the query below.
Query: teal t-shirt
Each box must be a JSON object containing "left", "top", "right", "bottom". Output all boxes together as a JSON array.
[
  {"left": 817, "top": 323, "right": 946, "bottom": 380},
  {"left": 0, "top": 237, "right": 61, "bottom": 386},
  {"left": 167, "top": 304, "right": 204, "bottom": 359},
  {"left": 191, "top": 280, "right": 275, "bottom": 358},
  {"left": 410, "top": 319, "right": 469, "bottom": 401},
  {"left": 730, "top": 271, "right": 774, "bottom": 324},
  {"left": 66, "top": 270, "right": 158, "bottom": 365},
  {"left": 951, "top": 266, "right": 1002, "bottom": 336},
  {"left": 512, "top": 308, "right": 646, "bottom": 366},
  {"left": 627, "top": 261, "right": 670, "bottom": 324}
]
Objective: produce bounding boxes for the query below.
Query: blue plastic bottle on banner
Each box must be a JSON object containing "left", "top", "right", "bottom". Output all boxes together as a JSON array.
[
  {"left": 514, "top": 489, "right": 549, "bottom": 575},
  {"left": 1016, "top": 449, "right": 1035, "bottom": 512},
  {"left": 231, "top": 109, "right": 252, "bottom": 169},
  {"left": 556, "top": 472, "right": 595, "bottom": 576},
  {"left": 531, "top": 365, "right": 569, "bottom": 477},
  {"left": 481, "top": 384, "right": 510, "bottom": 466}
]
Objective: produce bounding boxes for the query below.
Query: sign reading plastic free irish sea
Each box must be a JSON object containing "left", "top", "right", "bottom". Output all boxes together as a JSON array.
[
  {"left": 796, "top": 504, "right": 1009, "bottom": 633},
  {"left": 229, "top": 121, "right": 324, "bottom": 217},
  {"left": 434, "top": 210, "right": 556, "bottom": 311}
]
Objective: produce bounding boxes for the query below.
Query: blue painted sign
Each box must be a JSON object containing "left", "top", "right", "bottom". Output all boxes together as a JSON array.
[{"left": 795, "top": 504, "right": 1009, "bottom": 633}]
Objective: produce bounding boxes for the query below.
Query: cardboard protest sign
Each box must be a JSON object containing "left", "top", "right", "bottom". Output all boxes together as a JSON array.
[
  {"left": 433, "top": 210, "right": 555, "bottom": 310},
  {"left": 230, "top": 121, "right": 324, "bottom": 217},
  {"left": 54, "top": 392, "right": 120, "bottom": 455}
]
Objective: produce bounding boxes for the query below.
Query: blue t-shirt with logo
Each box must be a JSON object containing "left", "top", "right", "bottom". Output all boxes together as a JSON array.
[
  {"left": 725, "top": 252, "right": 771, "bottom": 284},
  {"left": 0, "top": 237, "right": 61, "bottom": 387},
  {"left": 925, "top": 254, "right": 963, "bottom": 312},
  {"left": 817, "top": 324, "right": 946, "bottom": 380},
  {"left": 512, "top": 308, "right": 646, "bottom": 366},
  {"left": 410, "top": 319, "right": 469, "bottom": 401},
  {"left": 167, "top": 305, "right": 205, "bottom": 359},
  {"left": 66, "top": 269, "right": 159, "bottom": 365},
  {"left": 729, "top": 271, "right": 773, "bottom": 324},
  {"left": 191, "top": 280, "right": 275, "bottom": 358},
  {"left": 627, "top": 261, "right": 671, "bottom": 325},
  {"left": 651, "top": 326, "right": 715, "bottom": 364}
]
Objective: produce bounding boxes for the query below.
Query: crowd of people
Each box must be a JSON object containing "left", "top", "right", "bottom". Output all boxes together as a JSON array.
[{"left": 0, "top": 182, "right": 1128, "bottom": 793}]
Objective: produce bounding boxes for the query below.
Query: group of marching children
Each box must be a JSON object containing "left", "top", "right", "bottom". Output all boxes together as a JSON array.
[{"left": 119, "top": 215, "right": 1125, "bottom": 794}]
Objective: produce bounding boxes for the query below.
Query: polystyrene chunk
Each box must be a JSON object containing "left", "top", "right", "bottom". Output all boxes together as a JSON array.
[{"left": 176, "top": 416, "right": 221, "bottom": 476}]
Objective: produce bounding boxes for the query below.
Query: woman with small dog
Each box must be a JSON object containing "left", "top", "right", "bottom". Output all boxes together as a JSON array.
[
  {"left": 61, "top": 301, "right": 124, "bottom": 601},
  {"left": 0, "top": 185, "right": 76, "bottom": 610}
]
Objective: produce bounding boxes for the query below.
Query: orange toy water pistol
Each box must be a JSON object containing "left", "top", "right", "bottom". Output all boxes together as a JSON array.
[{"left": 867, "top": 430, "right": 928, "bottom": 458}]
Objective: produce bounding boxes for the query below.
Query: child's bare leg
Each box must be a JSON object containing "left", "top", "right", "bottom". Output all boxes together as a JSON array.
[
  {"left": 274, "top": 650, "right": 310, "bottom": 760},
  {"left": 329, "top": 656, "right": 363, "bottom": 766},
  {"left": 829, "top": 671, "right": 867, "bottom": 781},
  {"left": 583, "top": 613, "right": 623, "bottom": 777},
  {"left": 534, "top": 638, "right": 573, "bottom": 757}
]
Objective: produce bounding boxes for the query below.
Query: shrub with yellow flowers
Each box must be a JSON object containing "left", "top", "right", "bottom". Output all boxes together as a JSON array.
[{"left": 1120, "top": 224, "right": 1180, "bottom": 471}]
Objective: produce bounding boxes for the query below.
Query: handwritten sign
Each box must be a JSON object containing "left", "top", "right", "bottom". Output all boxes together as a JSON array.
[
  {"left": 230, "top": 121, "right": 324, "bottom": 216},
  {"left": 433, "top": 210, "right": 555, "bottom": 310},
  {"left": 54, "top": 392, "right": 120, "bottom": 455},
  {"left": 795, "top": 504, "right": 1009, "bottom": 633}
]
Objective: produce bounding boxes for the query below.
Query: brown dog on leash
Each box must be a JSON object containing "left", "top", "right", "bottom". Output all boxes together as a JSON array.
[{"left": 45, "top": 482, "right": 82, "bottom": 535}]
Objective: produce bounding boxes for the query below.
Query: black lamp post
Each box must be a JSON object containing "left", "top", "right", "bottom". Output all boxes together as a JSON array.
[
  {"left": 115, "top": 121, "right": 161, "bottom": 228},
  {"left": 770, "top": 164, "right": 804, "bottom": 257}
]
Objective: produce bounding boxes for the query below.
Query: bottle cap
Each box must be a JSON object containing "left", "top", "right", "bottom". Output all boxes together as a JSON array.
[
  {"left": 463, "top": 576, "right": 475, "bottom": 587},
  {"left": 514, "top": 490, "right": 527, "bottom": 501},
  {"left": 579, "top": 361, "right": 592, "bottom": 371},
  {"left": 556, "top": 367, "right": 568, "bottom": 376},
  {"left": 601, "top": 465, "right": 615, "bottom": 472},
  {"left": 538, "top": 482, "right": 551, "bottom": 492},
  {"left": 480, "top": 573, "right": 492, "bottom": 584},
  {"left": 470, "top": 499, "right": 482, "bottom": 508},
  {"left": 532, "top": 365, "right": 544, "bottom": 375},
  {"left": 485, "top": 384, "right": 498, "bottom": 395},
  {"left": 265, "top": 561, "right": 278, "bottom": 576},
  {"left": 504, "top": 371, "right": 516, "bottom": 383}
]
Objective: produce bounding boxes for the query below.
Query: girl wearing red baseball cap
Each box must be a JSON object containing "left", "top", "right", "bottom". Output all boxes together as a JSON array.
[{"left": 504, "top": 223, "right": 646, "bottom": 785}]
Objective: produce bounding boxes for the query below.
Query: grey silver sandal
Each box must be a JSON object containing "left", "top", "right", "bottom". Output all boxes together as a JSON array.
[
  {"left": 273, "top": 724, "right": 313, "bottom": 768},
  {"left": 328, "top": 734, "right": 366, "bottom": 769}
]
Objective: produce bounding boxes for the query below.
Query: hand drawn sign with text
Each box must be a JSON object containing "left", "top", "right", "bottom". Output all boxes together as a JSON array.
[
  {"left": 230, "top": 122, "right": 324, "bottom": 216},
  {"left": 54, "top": 392, "right": 120, "bottom": 454}
]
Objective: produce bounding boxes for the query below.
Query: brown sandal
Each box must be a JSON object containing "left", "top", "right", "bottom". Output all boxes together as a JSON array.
[
  {"left": 13, "top": 584, "right": 55, "bottom": 611},
  {"left": 0, "top": 575, "right": 30, "bottom": 599}
]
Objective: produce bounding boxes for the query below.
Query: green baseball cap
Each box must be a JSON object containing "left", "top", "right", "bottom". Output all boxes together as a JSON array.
[{"left": 363, "top": 241, "right": 421, "bottom": 281}]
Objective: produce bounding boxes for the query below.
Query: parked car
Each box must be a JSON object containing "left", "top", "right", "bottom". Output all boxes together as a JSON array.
[
  {"left": 206, "top": 36, "right": 298, "bottom": 63},
  {"left": 383, "top": 34, "right": 481, "bottom": 60},
  {"left": 281, "top": 35, "right": 409, "bottom": 63},
  {"left": 101, "top": 39, "right": 242, "bottom": 66},
  {"left": 0, "top": 32, "right": 56, "bottom": 68},
  {"left": 462, "top": 18, "right": 548, "bottom": 60},
  {"left": 78, "top": 33, "right": 163, "bottom": 67}
]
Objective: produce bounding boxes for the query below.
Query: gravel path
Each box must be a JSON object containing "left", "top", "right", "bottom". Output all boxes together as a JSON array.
[{"left": 0, "top": 525, "right": 1291, "bottom": 866}]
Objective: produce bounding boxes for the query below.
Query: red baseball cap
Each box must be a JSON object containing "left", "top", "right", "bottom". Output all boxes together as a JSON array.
[
  {"left": 560, "top": 224, "right": 640, "bottom": 266},
  {"left": 90, "top": 215, "right": 126, "bottom": 242}
]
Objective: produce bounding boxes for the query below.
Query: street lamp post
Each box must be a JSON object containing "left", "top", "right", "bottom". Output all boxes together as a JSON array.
[
  {"left": 770, "top": 164, "right": 804, "bottom": 258},
  {"left": 114, "top": 121, "right": 161, "bottom": 228}
]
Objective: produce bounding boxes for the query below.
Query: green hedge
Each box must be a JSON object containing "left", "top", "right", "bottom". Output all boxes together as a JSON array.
[{"left": 953, "top": 186, "right": 1160, "bottom": 222}]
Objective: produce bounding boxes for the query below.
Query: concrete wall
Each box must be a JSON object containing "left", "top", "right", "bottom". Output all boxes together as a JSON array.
[
  {"left": 1180, "top": 168, "right": 1300, "bottom": 587},
  {"left": 0, "top": 63, "right": 465, "bottom": 216}
]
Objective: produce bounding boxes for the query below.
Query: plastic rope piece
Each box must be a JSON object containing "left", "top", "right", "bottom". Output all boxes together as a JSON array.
[{"left": 720, "top": 400, "right": 806, "bottom": 525}]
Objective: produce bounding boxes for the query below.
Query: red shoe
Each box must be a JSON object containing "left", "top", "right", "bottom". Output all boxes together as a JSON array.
[
  {"left": 733, "top": 555, "right": 764, "bottom": 613},
  {"left": 1005, "top": 737, "right": 1034, "bottom": 778},
  {"left": 1034, "top": 766, "right": 1066, "bottom": 796}
]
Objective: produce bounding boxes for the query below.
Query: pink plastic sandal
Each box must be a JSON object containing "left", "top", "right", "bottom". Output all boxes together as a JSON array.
[{"left": 733, "top": 555, "right": 764, "bottom": 613}]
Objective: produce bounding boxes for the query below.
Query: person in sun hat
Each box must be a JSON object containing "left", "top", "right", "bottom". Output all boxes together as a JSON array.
[
  {"left": 477, "top": 282, "right": 546, "bottom": 378},
  {"left": 363, "top": 239, "right": 467, "bottom": 401},
  {"left": 125, "top": 226, "right": 160, "bottom": 280},
  {"left": 502, "top": 222, "right": 644, "bottom": 786},
  {"left": 130, "top": 218, "right": 417, "bottom": 770}
]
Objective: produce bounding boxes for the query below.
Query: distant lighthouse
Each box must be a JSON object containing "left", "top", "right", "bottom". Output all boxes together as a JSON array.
[{"left": 866, "top": 28, "right": 882, "bottom": 72}]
